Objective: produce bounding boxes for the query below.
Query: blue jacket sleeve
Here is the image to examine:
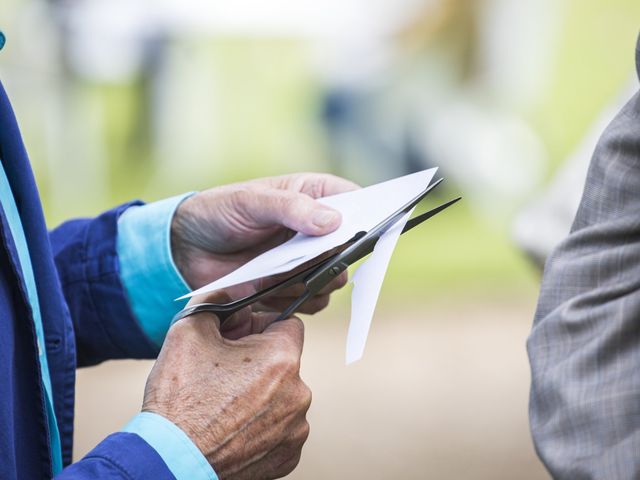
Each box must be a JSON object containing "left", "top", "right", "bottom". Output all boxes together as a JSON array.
[
  {"left": 49, "top": 201, "right": 159, "bottom": 366},
  {"left": 55, "top": 432, "right": 176, "bottom": 480},
  {"left": 122, "top": 413, "right": 218, "bottom": 479}
]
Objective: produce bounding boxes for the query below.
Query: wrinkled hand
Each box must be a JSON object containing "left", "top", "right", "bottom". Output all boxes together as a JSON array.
[
  {"left": 143, "top": 294, "right": 311, "bottom": 479},
  {"left": 171, "top": 173, "right": 358, "bottom": 319}
]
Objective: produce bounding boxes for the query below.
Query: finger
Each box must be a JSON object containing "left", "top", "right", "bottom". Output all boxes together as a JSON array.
[
  {"left": 185, "top": 289, "right": 256, "bottom": 339},
  {"left": 250, "top": 312, "right": 283, "bottom": 334},
  {"left": 264, "top": 173, "right": 360, "bottom": 198},
  {"left": 240, "top": 188, "right": 342, "bottom": 236},
  {"left": 167, "top": 309, "right": 223, "bottom": 347},
  {"left": 290, "top": 294, "right": 330, "bottom": 315},
  {"left": 318, "top": 271, "right": 349, "bottom": 294},
  {"left": 222, "top": 311, "right": 281, "bottom": 339},
  {"left": 177, "top": 291, "right": 231, "bottom": 333},
  {"left": 263, "top": 317, "right": 305, "bottom": 359},
  {"left": 302, "top": 173, "right": 360, "bottom": 197}
]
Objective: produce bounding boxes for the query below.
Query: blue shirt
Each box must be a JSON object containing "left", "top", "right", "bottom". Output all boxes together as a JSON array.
[
  {"left": 0, "top": 68, "right": 201, "bottom": 478},
  {"left": 0, "top": 165, "right": 216, "bottom": 479}
]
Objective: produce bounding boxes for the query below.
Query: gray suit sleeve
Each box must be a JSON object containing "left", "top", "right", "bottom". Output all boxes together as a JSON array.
[{"left": 528, "top": 90, "right": 640, "bottom": 479}]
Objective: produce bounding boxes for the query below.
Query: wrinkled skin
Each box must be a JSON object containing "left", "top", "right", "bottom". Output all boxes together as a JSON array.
[
  {"left": 171, "top": 173, "right": 359, "bottom": 333},
  {"left": 143, "top": 295, "right": 311, "bottom": 479},
  {"left": 142, "top": 173, "right": 360, "bottom": 478}
]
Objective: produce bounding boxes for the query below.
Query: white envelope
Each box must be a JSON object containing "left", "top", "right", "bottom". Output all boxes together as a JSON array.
[{"left": 180, "top": 168, "right": 438, "bottom": 363}]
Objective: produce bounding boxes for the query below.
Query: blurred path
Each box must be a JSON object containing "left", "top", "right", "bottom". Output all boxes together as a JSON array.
[{"left": 74, "top": 299, "right": 548, "bottom": 479}]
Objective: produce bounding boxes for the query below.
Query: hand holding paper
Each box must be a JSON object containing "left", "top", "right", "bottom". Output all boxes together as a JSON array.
[
  {"left": 182, "top": 169, "right": 438, "bottom": 298},
  {"left": 169, "top": 173, "right": 358, "bottom": 324},
  {"left": 175, "top": 168, "right": 460, "bottom": 363}
]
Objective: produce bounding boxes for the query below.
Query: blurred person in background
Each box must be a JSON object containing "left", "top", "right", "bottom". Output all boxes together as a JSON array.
[
  {"left": 0, "top": 26, "right": 357, "bottom": 479},
  {"left": 528, "top": 35, "right": 640, "bottom": 479},
  {"left": 23, "top": 0, "right": 551, "bottom": 220},
  {"left": 318, "top": 0, "right": 550, "bottom": 216}
]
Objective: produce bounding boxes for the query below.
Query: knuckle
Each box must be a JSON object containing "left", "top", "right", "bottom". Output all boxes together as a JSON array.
[
  {"left": 229, "top": 186, "right": 256, "bottom": 213},
  {"left": 282, "top": 194, "right": 304, "bottom": 218},
  {"left": 299, "top": 420, "right": 311, "bottom": 443},
  {"left": 267, "top": 345, "right": 300, "bottom": 375},
  {"left": 229, "top": 186, "right": 248, "bottom": 204},
  {"left": 288, "top": 315, "right": 305, "bottom": 331},
  {"left": 336, "top": 271, "right": 349, "bottom": 288},
  {"left": 316, "top": 295, "right": 330, "bottom": 310},
  {"left": 162, "top": 325, "right": 195, "bottom": 358},
  {"left": 166, "top": 314, "right": 220, "bottom": 348},
  {"left": 301, "top": 174, "right": 324, "bottom": 198},
  {"left": 166, "top": 318, "right": 193, "bottom": 342},
  {"left": 298, "top": 382, "right": 312, "bottom": 412}
]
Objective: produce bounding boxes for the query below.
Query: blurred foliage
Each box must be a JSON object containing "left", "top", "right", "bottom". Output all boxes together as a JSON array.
[
  {"left": 530, "top": 0, "right": 640, "bottom": 172},
  {"left": 360, "top": 198, "right": 540, "bottom": 309},
  {"left": 15, "top": 0, "right": 638, "bottom": 301}
]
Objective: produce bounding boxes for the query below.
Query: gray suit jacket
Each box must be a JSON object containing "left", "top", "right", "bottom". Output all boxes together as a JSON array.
[{"left": 529, "top": 37, "right": 640, "bottom": 479}]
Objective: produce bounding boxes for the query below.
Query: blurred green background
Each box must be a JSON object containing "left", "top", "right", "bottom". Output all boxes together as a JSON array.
[
  {"left": 1, "top": 0, "right": 639, "bottom": 478},
  {"left": 4, "top": 0, "right": 637, "bottom": 302}
]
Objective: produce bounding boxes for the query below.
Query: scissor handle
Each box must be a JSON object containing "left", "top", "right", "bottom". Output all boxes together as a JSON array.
[
  {"left": 171, "top": 303, "right": 236, "bottom": 325},
  {"left": 170, "top": 252, "right": 341, "bottom": 327}
]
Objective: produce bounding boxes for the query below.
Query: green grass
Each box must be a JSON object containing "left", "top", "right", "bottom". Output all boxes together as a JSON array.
[{"left": 529, "top": 0, "right": 640, "bottom": 172}]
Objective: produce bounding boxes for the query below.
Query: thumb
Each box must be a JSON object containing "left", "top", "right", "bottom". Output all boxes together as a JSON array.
[
  {"left": 174, "top": 291, "right": 229, "bottom": 343},
  {"left": 220, "top": 311, "right": 281, "bottom": 339},
  {"left": 262, "top": 317, "right": 305, "bottom": 360},
  {"left": 244, "top": 188, "right": 342, "bottom": 236},
  {"left": 174, "top": 310, "right": 224, "bottom": 346}
]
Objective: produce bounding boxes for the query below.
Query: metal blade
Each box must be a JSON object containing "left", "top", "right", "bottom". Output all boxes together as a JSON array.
[{"left": 402, "top": 196, "right": 462, "bottom": 234}]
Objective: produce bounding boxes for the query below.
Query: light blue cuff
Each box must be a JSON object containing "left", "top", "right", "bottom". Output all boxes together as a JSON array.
[
  {"left": 123, "top": 412, "right": 218, "bottom": 480},
  {"left": 117, "top": 193, "right": 195, "bottom": 348}
]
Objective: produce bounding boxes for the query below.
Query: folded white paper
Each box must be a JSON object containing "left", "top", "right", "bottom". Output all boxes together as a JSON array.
[
  {"left": 346, "top": 209, "right": 413, "bottom": 364},
  {"left": 180, "top": 168, "right": 438, "bottom": 363}
]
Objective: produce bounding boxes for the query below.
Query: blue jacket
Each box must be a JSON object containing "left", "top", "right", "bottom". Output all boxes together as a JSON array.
[{"left": 0, "top": 78, "right": 185, "bottom": 478}]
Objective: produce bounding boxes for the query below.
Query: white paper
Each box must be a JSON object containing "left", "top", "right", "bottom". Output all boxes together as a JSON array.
[
  {"left": 346, "top": 210, "right": 412, "bottom": 364},
  {"left": 177, "top": 168, "right": 438, "bottom": 364},
  {"left": 180, "top": 168, "right": 437, "bottom": 299}
]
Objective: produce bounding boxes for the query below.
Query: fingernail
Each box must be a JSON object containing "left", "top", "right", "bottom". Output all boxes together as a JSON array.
[{"left": 312, "top": 209, "right": 339, "bottom": 228}]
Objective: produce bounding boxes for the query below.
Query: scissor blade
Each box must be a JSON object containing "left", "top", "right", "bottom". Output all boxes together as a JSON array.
[{"left": 402, "top": 196, "right": 462, "bottom": 234}]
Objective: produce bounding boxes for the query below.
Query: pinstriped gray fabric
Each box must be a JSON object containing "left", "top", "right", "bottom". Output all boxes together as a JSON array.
[{"left": 528, "top": 38, "right": 640, "bottom": 479}]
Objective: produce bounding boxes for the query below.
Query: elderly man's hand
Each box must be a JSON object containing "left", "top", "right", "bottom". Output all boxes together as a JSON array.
[
  {"left": 142, "top": 296, "right": 310, "bottom": 479},
  {"left": 171, "top": 173, "right": 358, "bottom": 321}
]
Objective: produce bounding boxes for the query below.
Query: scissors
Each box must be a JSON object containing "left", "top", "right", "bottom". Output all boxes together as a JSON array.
[{"left": 171, "top": 178, "right": 461, "bottom": 327}]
